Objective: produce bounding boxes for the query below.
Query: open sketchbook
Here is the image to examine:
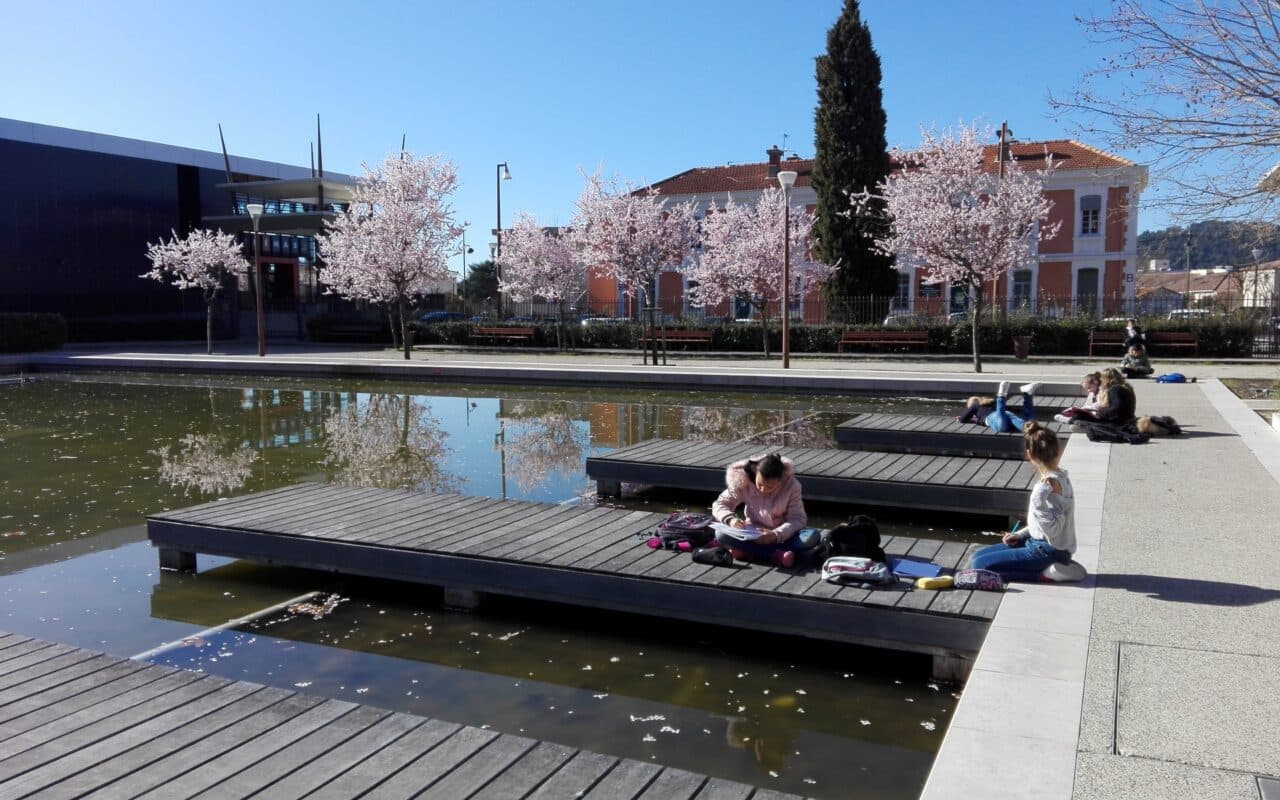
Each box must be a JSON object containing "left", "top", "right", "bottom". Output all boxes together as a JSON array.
[{"left": 708, "top": 522, "right": 766, "bottom": 541}]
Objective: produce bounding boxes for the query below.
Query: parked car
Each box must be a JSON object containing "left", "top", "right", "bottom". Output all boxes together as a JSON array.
[
  {"left": 418, "top": 310, "right": 467, "bottom": 324},
  {"left": 1166, "top": 309, "right": 1210, "bottom": 322}
]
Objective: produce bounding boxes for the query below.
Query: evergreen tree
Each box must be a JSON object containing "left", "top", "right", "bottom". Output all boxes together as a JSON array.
[{"left": 812, "top": 0, "right": 895, "bottom": 319}]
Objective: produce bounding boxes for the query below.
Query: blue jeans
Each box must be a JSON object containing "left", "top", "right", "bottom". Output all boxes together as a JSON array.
[
  {"left": 715, "top": 528, "right": 821, "bottom": 562},
  {"left": 986, "top": 393, "right": 1034, "bottom": 434},
  {"left": 970, "top": 537, "right": 1070, "bottom": 582}
]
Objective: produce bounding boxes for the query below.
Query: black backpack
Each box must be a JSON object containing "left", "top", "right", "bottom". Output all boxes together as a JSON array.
[{"left": 825, "top": 515, "right": 886, "bottom": 562}]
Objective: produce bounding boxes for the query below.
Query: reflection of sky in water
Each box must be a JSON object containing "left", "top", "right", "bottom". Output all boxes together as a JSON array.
[{"left": 0, "top": 374, "right": 962, "bottom": 799}]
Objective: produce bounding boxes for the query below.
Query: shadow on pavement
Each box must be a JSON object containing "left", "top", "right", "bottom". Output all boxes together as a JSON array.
[{"left": 1101, "top": 573, "right": 1280, "bottom": 606}]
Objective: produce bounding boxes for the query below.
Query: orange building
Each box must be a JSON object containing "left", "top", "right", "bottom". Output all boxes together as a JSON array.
[{"left": 591, "top": 140, "right": 1147, "bottom": 320}]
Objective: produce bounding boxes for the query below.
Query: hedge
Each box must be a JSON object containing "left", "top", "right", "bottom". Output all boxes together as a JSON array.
[
  {"left": 0, "top": 313, "right": 67, "bottom": 352},
  {"left": 307, "top": 313, "right": 393, "bottom": 343},
  {"left": 67, "top": 315, "right": 210, "bottom": 343}
]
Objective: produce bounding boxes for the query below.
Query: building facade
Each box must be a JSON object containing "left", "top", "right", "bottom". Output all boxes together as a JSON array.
[
  {"left": 596, "top": 139, "right": 1147, "bottom": 321},
  {"left": 0, "top": 117, "right": 352, "bottom": 337}
]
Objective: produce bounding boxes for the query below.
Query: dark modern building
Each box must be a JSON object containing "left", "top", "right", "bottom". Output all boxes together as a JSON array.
[{"left": 0, "top": 117, "right": 353, "bottom": 339}]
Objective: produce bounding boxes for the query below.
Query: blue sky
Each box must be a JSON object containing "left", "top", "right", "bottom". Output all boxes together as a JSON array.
[{"left": 2, "top": 0, "right": 1141, "bottom": 277}]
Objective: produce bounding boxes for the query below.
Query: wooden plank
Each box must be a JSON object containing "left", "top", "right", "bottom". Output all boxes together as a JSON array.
[
  {"left": 414, "top": 733, "right": 539, "bottom": 799},
  {"left": 690, "top": 777, "right": 754, "bottom": 800},
  {"left": 0, "top": 649, "right": 102, "bottom": 695},
  {"left": 466, "top": 740, "right": 577, "bottom": 800},
  {"left": 477, "top": 506, "right": 616, "bottom": 559},
  {"left": 0, "top": 660, "right": 156, "bottom": 727},
  {"left": 354, "top": 725, "right": 498, "bottom": 798},
  {"left": 961, "top": 587, "right": 1003, "bottom": 620},
  {"left": 180, "top": 484, "right": 355, "bottom": 528},
  {"left": 35, "top": 687, "right": 296, "bottom": 800},
  {"left": 435, "top": 504, "right": 585, "bottom": 554},
  {"left": 79, "top": 693, "right": 330, "bottom": 799},
  {"left": 303, "top": 718, "right": 462, "bottom": 800},
  {"left": 164, "top": 483, "right": 330, "bottom": 524},
  {"left": 359, "top": 495, "right": 497, "bottom": 546},
  {"left": 635, "top": 767, "right": 707, "bottom": 799},
  {"left": 523, "top": 751, "right": 619, "bottom": 800},
  {"left": 127, "top": 699, "right": 359, "bottom": 800},
  {"left": 188, "top": 705, "right": 390, "bottom": 799},
  {"left": 376, "top": 497, "right": 536, "bottom": 549},
  {"left": 581, "top": 758, "right": 664, "bottom": 799}
]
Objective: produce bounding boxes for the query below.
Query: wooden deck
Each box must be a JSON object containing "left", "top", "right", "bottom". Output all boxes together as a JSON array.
[
  {"left": 0, "top": 630, "right": 810, "bottom": 799},
  {"left": 1004, "top": 393, "right": 1076, "bottom": 418},
  {"left": 836, "top": 413, "right": 1073, "bottom": 458},
  {"left": 146, "top": 484, "right": 1000, "bottom": 678},
  {"left": 585, "top": 440, "right": 1037, "bottom": 517}
]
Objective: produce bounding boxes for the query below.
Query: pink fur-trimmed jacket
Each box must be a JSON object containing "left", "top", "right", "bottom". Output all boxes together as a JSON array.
[{"left": 711, "top": 456, "right": 807, "bottom": 542}]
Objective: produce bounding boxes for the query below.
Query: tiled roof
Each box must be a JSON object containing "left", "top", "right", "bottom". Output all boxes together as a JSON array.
[
  {"left": 646, "top": 140, "right": 1136, "bottom": 197},
  {"left": 1135, "top": 270, "right": 1234, "bottom": 296}
]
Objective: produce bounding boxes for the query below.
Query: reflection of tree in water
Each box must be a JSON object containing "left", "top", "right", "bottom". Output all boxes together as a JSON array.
[
  {"left": 322, "top": 394, "right": 460, "bottom": 492},
  {"left": 152, "top": 433, "right": 258, "bottom": 496},
  {"left": 499, "top": 403, "right": 588, "bottom": 493},
  {"left": 684, "top": 407, "right": 834, "bottom": 449}
]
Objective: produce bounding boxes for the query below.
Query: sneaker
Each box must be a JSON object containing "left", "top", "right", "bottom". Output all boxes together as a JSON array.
[
  {"left": 646, "top": 537, "right": 662, "bottom": 549},
  {"left": 1019, "top": 381, "right": 1042, "bottom": 395},
  {"left": 1053, "top": 413, "right": 1073, "bottom": 424},
  {"left": 997, "top": 381, "right": 1010, "bottom": 398},
  {"left": 772, "top": 550, "right": 796, "bottom": 569},
  {"left": 692, "top": 546, "right": 734, "bottom": 566}
]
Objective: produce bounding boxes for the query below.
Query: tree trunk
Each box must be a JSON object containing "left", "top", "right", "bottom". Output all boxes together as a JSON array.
[
  {"left": 556, "top": 301, "right": 565, "bottom": 351},
  {"left": 387, "top": 307, "right": 400, "bottom": 350},
  {"left": 204, "top": 294, "right": 215, "bottom": 356},
  {"left": 758, "top": 303, "right": 770, "bottom": 359},
  {"left": 971, "top": 283, "right": 983, "bottom": 373},
  {"left": 399, "top": 299, "right": 411, "bottom": 360}
]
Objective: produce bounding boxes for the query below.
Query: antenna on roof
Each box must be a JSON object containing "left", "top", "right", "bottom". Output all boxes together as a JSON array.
[
  {"left": 782, "top": 133, "right": 789, "bottom": 153},
  {"left": 310, "top": 142, "right": 315, "bottom": 177},
  {"left": 217, "top": 123, "right": 233, "bottom": 183},
  {"left": 401, "top": 133, "right": 406, "bottom": 154},
  {"left": 316, "top": 114, "right": 324, "bottom": 179}
]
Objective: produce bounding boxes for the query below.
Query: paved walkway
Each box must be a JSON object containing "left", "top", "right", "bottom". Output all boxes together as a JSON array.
[{"left": 8, "top": 344, "right": 1280, "bottom": 798}]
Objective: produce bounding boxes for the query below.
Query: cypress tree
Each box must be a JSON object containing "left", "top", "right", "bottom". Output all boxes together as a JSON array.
[{"left": 812, "top": 0, "right": 895, "bottom": 319}]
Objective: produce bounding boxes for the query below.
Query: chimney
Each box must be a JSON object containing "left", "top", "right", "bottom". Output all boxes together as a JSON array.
[{"left": 766, "top": 145, "right": 783, "bottom": 177}]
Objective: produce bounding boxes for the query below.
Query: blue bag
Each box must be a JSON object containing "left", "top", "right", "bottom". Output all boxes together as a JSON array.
[{"left": 1154, "top": 373, "right": 1186, "bottom": 383}]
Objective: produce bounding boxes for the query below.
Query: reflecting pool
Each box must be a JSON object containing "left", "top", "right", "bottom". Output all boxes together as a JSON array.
[{"left": 0, "top": 373, "right": 977, "bottom": 798}]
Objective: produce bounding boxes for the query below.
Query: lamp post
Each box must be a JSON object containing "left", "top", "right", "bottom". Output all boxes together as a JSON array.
[
  {"left": 995, "top": 122, "right": 1015, "bottom": 318},
  {"left": 777, "top": 170, "right": 798, "bottom": 369},
  {"left": 1252, "top": 247, "right": 1264, "bottom": 310},
  {"left": 1184, "top": 231, "right": 1195, "bottom": 309},
  {"left": 495, "top": 162, "right": 512, "bottom": 317},
  {"left": 247, "top": 203, "right": 265, "bottom": 357}
]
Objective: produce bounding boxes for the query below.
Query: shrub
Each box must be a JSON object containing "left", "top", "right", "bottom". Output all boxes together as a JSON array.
[
  {"left": 0, "top": 313, "right": 67, "bottom": 352},
  {"left": 67, "top": 315, "right": 208, "bottom": 343},
  {"left": 307, "top": 313, "right": 392, "bottom": 343}
]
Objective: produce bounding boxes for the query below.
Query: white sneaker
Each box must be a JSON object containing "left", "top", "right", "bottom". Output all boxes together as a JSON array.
[
  {"left": 997, "top": 381, "right": 1010, "bottom": 397},
  {"left": 1020, "top": 382, "right": 1042, "bottom": 395},
  {"left": 1042, "top": 561, "right": 1087, "bottom": 583},
  {"left": 1053, "top": 413, "right": 1072, "bottom": 424}
]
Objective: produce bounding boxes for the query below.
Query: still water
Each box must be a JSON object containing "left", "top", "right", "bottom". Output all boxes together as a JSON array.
[{"left": 0, "top": 372, "right": 979, "bottom": 798}]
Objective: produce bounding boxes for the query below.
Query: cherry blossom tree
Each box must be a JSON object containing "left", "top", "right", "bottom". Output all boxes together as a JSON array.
[
  {"left": 856, "top": 123, "right": 1060, "bottom": 372},
  {"left": 152, "top": 433, "right": 258, "bottom": 496},
  {"left": 1053, "top": 0, "right": 1280, "bottom": 219},
  {"left": 497, "top": 403, "right": 588, "bottom": 493},
  {"left": 142, "top": 228, "right": 248, "bottom": 355},
  {"left": 685, "top": 189, "right": 836, "bottom": 357},
  {"left": 321, "top": 393, "right": 459, "bottom": 492},
  {"left": 571, "top": 173, "right": 698, "bottom": 366},
  {"left": 318, "top": 151, "right": 462, "bottom": 360},
  {"left": 496, "top": 213, "right": 582, "bottom": 350}
]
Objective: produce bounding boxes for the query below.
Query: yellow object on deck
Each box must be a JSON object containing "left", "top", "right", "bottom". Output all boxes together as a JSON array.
[{"left": 916, "top": 575, "right": 954, "bottom": 590}]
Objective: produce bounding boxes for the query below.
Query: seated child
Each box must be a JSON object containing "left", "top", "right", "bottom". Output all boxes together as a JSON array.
[
  {"left": 711, "top": 452, "right": 812, "bottom": 568},
  {"left": 1055, "top": 371, "right": 1102, "bottom": 424},
  {"left": 1121, "top": 343, "right": 1154, "bottom": 379},
  {"left": 957, "top": 381, "right": 1044, "bottom": 434}
]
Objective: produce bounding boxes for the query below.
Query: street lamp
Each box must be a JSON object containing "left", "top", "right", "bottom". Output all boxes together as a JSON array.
[
  {"left": 1184, "top": 231, "right": 1195, "bottom": 308},
  {"left": 495, "top": 162, "right": 512, "bottom": 317},
  {"left": 777, "top": 170, "right": 798, "bottom": 369},
  {"left": 1252, "top": 247, "right": 1264, "bottom": 309},
  {"left": 246, "top": 203, "right": 265, "bottom": 357}
]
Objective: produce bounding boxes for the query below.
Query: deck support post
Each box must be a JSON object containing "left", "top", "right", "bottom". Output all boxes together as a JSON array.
[
  {"left": 596, "top": 479, "right": 622, "bottom": 497},
  {"left": 443, "top": 587, "right": 482, "bottom": 611},
  {"left": 932, "top": 652, "right": 973, "bottom": 683},
  {"left": 158, "top": 547, "right": 197, "bottom": 573}
]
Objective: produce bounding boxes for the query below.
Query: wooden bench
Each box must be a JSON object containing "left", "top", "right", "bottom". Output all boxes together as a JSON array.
[
  {"left": 1088, "top": 329, "right": 1127, "bottom": 356},
  {"left": 838, "top": 329, "right": 929, "bottom": 353},
  {"left": 636, "top": 329, "right": 714, "bottom": 349},
  {"left": 468, "top": 326, "right": 536, "bottom": 344},
  {"left": 1150, "top": 331, "right": 1199, "bottom": 355}
]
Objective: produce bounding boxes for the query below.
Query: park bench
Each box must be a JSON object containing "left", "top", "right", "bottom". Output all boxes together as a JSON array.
[
  {"left": 838, "top": 329, "right": 929, "bottom": 353},
  {"left": 1088, "top": 330, "right": 1128, "bottom": 356},
  {"left": 469, "top": 326, "right": 536, "bottom": 345},
  {"left": 637, "top": 329, "right": 714, "bottom": 349},
  {"left": 1150, "top": 331, "right": 1199, "bottom": 355}
]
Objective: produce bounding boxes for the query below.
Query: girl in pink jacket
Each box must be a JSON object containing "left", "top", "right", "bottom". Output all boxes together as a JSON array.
[{"left": 711, "top": 453, "right": 811, "bottom": 568}]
